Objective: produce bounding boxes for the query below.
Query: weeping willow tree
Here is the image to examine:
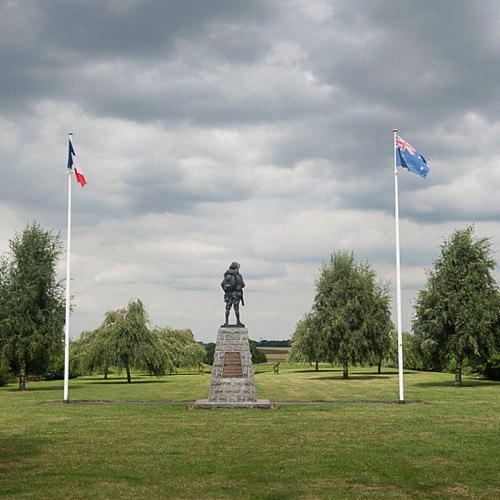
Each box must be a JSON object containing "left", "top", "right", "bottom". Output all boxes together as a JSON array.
[
  {"left": 73, "top": 299, "right": 164, "bottom": 383},
  {"left": 73, "top": 299, "right": 206, "bottom": 380},
  {"left": 104, "top": 299, "right": 166, "bottom": 382},
  {"left": 154, "top": 327, "right": 206, "bottom": 373},
  {"left": 72, "top": 328, "right": 116, "bottom": 379}
]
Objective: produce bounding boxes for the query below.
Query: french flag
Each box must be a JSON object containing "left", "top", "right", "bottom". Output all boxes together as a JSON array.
[{"left": 67, "top": 138, "right": 87, "bottom": 187}]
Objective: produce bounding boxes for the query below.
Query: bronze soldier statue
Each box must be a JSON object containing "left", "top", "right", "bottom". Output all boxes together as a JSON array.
[{"left": 221, "top": 262, "right": 245, "bottom": 327}]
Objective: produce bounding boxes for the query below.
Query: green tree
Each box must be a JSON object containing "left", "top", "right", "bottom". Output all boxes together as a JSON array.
[
  {"left": 401, "top": 330, "right": 442, "bottom": 372},
  {"left": 413, "top": 226, "right": 500, "bottom": 386},
  {"left": 155, "top": 327, "right": 205, "bottom": 373},
  {"left": 102, "top": 299, "right": 164, "bottom": 383},
  {"left": 289, "top": 313, "right": 327, "bottom": 370},
  {"left": 204, "top": 342, "right": 216, "bottom": 365},
  {"left": 367, "top": 284, "right": 394, "bottom": 374},
  {"left": 475, "top": 354, "right": 500, "bottom": 381},
  {"left": 249, "top": 340, "right": 267, "bottom": 364},
  {"left": 398, "top": 331, "right": 428, "bottom": 371},
  {"left": 0, "top": 353, "right": 12, "bottom": 387},
  {"left": 0, "top": 222, "right": 65, "bottom": 390},
  {"left": 72, "top": 328, "right": 116, "bottom": 378},
  {"left": 313, "top": 251, "right": 392, "bottom": 379}
]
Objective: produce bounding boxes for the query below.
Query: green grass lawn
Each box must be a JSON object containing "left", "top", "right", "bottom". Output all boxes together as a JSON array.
[{"left": 1, "top": 366, "right": 499, "bottom": 499}]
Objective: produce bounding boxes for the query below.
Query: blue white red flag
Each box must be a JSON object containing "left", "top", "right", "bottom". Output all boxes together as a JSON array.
[
  {"left": 67, "top": 138, "right": 87, "bottom": 187},
  {"left": 396, "top": 135, "right": 429, "bottom": 178}
]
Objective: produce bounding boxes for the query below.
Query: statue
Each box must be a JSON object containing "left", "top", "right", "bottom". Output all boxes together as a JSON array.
[{"left": 221, "top": 261, "right": 245, "bottom": 327}]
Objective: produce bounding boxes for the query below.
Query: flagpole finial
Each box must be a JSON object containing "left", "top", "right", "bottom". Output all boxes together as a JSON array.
[{"left": 393, "top": 129, "right": 398, "bottom": 133}]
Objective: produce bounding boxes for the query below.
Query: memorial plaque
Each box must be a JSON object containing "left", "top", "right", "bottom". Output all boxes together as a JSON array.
[
  {"left": 193, "top": 326, "right": 272, "bottom": 408},
  {"left": 222, "top": 352, "right": 243, "bottom": 378}
]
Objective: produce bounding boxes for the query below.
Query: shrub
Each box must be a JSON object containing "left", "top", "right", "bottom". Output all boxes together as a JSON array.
[
  {"left": 250, "top": 340, "right": 267, "bottom": 364},
  {"left": 0, "top": 356, "right": 12, "bottom": 386},
  {"left": 203, "top": 341, "right": 267, "bottom": 365},
  {"left": 41, "top": 348, "right": 79, "bottom": 381},
  {"left": 204, "top": 343, "right": 215, "bottom": 365},
  {"left": 474, "top": 355, "right": 500, "bottom": 381}
]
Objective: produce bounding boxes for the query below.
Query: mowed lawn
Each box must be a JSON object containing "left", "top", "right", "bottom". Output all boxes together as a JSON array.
[{"left": 1, "top": 366, "right": 499, "bottom": 499}]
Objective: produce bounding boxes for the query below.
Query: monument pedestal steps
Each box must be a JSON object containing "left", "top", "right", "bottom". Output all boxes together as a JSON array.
[{"left": 193, "top": 326, "right": 272, "bottom": 409}]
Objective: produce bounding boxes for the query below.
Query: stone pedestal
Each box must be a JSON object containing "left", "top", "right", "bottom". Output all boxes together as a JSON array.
[{"left": 193, "top": 326, "right": 272, "bottom": 409}]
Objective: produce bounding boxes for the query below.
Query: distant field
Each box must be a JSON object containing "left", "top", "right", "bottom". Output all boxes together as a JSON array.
[
  {"left": 1, "top": 367, "right": 499, "bottom": 499},
  {"left": 257, "top": 346, "right": 289, "bottom": 362}
]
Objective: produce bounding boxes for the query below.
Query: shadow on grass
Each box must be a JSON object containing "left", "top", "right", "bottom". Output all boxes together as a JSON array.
[
  {"left": 283, "top": 368, "right": 400, "bottom": 374},
  {"left": 254, "top": 368, "right": 403, "bottom": 378},
  {"left": 0, "top": 434, "right": 41, "bottom": 475},
  {"left": 415, "top": 379, "right": 500, "bottom": 388},
  {"left": 86, "top": 378, "right": 168, "bottom": 385},
  {"left": 311, "top": 374, "right": 392, "bottom": 381},
  {"left": 291, "top": 369, "right": 341, "bottom": 374},
  {"left": 7, "top": 384, "right": 82, "bottom": 393}
]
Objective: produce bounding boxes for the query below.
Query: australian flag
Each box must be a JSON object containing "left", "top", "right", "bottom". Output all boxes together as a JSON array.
[{"left": 396, "top": 135, "right": 429, "bottom": 178}]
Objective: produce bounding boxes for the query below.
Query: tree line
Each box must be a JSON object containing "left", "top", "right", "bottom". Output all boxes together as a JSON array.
[
  {"left": 256, "top": 340, "right": 291, "bottom": 348},
  {"left": 0, "top": 222, "right": 269, "bottom": 390},
  {"left": 2, "top": 222, "right": 500, "bottom": 390},
  {"left": 0, "top": 223, "right": 206, "bottom": 389},
  {"left": 289, "top": 226, "right": 500, "bottom": 385},
  {"left": 203, "top": 340, "right": 267, "bottom": 365}
]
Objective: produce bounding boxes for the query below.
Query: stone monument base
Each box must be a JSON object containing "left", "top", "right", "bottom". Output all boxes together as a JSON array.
[
  {"left": 191, "top": 399, "right": 273, "bottom": 409},
  {"left": 193, "top": 326, "right": 272, "bottom": 409}
]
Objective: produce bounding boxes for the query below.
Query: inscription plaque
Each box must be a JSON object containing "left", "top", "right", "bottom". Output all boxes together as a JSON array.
[
  {"left": 193, "top": 326, "right": 272, "bottom": 408},
  {"left": 222, "top": 352, "right": 243, "bottom": 378}
]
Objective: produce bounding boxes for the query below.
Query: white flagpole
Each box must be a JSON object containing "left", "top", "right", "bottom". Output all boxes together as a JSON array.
[
  {"left": 63, "top": 132, "right": 73, "bottom": 403},
  {"left": 393, "top": 128, "right": 405, "bottom": 403}
]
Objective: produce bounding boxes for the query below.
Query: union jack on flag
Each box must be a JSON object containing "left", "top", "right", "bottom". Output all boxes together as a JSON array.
[{"left": 396, "top": 135, "right": 429, "bottom": 178}]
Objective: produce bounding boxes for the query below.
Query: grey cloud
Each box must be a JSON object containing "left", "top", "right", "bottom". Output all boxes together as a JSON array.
[
  {"left": 1, "top": 0, "right": 276, "bottom": 117},
  {"left": 303, "top": 1, "right": 500, "bottom": 123},
  {"left": 2, "top": 1, "right": 500, "bottom": 340}
]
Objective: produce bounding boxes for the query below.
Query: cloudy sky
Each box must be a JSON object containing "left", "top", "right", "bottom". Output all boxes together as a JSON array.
[{"left": 2, "top": 0, "right": 500, "bottom": 343}]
